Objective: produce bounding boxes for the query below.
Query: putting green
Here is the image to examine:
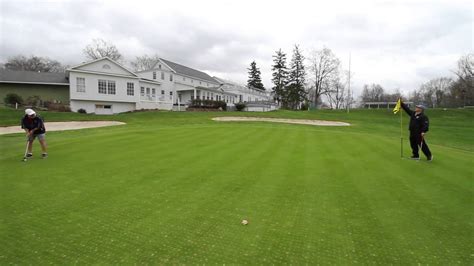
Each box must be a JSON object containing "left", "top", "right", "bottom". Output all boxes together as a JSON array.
[{"left": 0, "top": 108, "right": 472, "bottom": 264}]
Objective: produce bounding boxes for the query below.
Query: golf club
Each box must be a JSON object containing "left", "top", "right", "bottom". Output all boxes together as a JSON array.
[
  {"left": 419, "top": 135, "right": 424, "bottom": 150},
  {"left": 22, "top": 138, "right": 30, "bottom": 162}
]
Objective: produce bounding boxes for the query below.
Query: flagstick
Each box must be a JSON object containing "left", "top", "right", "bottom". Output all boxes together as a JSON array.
[{"left": 400, "top": 106, "right": 403, "bottom": 158}]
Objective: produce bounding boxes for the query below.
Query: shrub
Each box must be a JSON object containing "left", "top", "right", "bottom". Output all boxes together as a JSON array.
[
  {"left": 218, "top": 101, "right": 227, "bottom": 111},
  {"left": 77, "top": 108, "right": 87, "bottom": 114},
  {"left": 235, "top": 102, "right": 246, "bottom": 111},
  {"left": 189, "top": 99, "right": 227, "bottom": 110},
  {"left": 47, "top": 103, "right": 71, "bottom": 112},
  {"left": 26, "top": 95, "right": 42, "bottom": 107},
  {"left": 300, "top": 102, "right": 309, "bottom": 111},
  {"left": 189, "top": 99, "right": 202, "bottom": 108},
  {"left": 202, "top": 99, "right": 213, "bottom": 108},
  {"left": 4, "top": 93, "right": 23, "bottom": 106}
]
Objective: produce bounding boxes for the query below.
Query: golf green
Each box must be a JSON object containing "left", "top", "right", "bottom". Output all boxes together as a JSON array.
[{"left": 0, "top": 108, "right": 472, "bottom": 264}]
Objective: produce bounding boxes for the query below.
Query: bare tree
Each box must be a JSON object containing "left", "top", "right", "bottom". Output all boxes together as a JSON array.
[
  {"left": 4, "top": 55, "right": 65, "bottom": 72},
  {"left": 131, "top": 54, "right": 160, "bottom": 71},
  {"left": 361, "top": 84, "right": 385, "bottom": 102},
  {"left": 83, "top": 39, "right": 123, "bottom": 61},
  {"left": 307, "top": 47, "right": 341, "bottom": 108},
  {"left": 325, "top": 79, "right": 345, "bottom": 109},
  {"left": 453, "top": 53, "right": 473, "bottom": 88},
  {"left": 419, "top": 77, "right": 454, "bottom": 107}
]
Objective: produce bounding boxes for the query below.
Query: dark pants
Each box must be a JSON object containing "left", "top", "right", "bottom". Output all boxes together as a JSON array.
[{"left": 409, "top": 133, "right": 432, "bottom": 158}]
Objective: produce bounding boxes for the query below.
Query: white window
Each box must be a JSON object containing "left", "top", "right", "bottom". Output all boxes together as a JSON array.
[
  {"left": 140, "top": 87, "right": 145, "bottom": 96},
  {"left": 169, "top": 91, "right": 173, "bottom": 100},
  {"left": 152, "top": 88, "right": 156, "bottom": 97},
  {"left": 158, "top": 64, "right": 162, "bottom": 69},
  {"left": 170, "top": 74, "right": 173, "bottom": 82},
  {"left": 76, "top": 77, "right": 85, "bottom": 92},
  {"left": 102, "top": 64, "right": 111, "bottom": 70},
  {"left": 161, "top": 90, "right": 165, "bottom": 95},
  {"left": 98, "top": 80, "right": 107, "bottom": 94},
  {"left": 146, "top": 87, "right": 150, "bottom": 97},
  {"left": 161, "top": 72, "right": 165, "bottom": 80},
  {"left": 107, "top": 81, "right": 116, "bottom": 95},
  {"left": 153, "top": 72, "right": 157, "bottom": 79},
  {"left": 199, "top": 81, "right": 202, "bottom": 85},
  {"left": 127, "top": 82, "right": 134, "bottom": 96}
]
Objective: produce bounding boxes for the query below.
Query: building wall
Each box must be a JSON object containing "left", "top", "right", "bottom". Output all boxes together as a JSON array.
[
  {"left": 69, "top": 71, "right": 140, "bottom": 104},
  {"left": 76, "top": 59, "right": 134, "bottom": 76},
  {"left": 70, "top": 100, "right": 136, "bottom": 114},
  {"left": 178, "top": 89, "right": 237, "bottom": 106},
  {"left": 137, "top": 64, "right": 220, "bottom": 106},
  {"left": 221, "top": 83, "right": 270, "bottom": 102},
  {"left": 136, "top": 101, "right": 173, "bottom": 110},
  {"left": 137, "top": 80, "right": 172, "bottom": 110},
  {"left": 138, "top": 70, "right": 175, "bottom": 104},
  {"left": 0, "top": 83, "right": 69, "bottom": 104}
]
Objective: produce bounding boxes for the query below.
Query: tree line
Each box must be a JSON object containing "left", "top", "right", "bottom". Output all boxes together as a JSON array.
[
  {"left": 246, "top": 45, "right": 350, "bottom": 110},
  {"left": 249, "top": 45, "right": 358, "bottom": 109},
  {"left": 1, "top": 38, "right": 472, "bottom": 108},
  {"left": 360, "top": 54, "right": 473, "bottom": 108}
]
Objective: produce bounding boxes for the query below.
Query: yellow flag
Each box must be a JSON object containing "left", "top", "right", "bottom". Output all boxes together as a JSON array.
[{"left": 393, "top": 99, "right": 401, "bottom": 114}]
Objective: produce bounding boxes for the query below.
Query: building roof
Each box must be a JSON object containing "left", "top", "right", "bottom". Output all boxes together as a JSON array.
[
  {"left": 213, "top": 76, "right": 245, "bottom": 88},
  {"left": 159, "top": 58, "right": 218, "bottom": 84},
  {"left": 0, "top": 69, "right": 69, "bottom": 85},
  {"left": 68, "top": 57, "right": 138, "bottom": 77},
  {"left": 139, "top": 78, "right": 161, "bottom": 85},
  {"left": 195, "top": 86, "right": 238, "bottom": 96}
]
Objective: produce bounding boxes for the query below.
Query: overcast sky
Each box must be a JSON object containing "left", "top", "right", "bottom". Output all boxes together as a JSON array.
[{"left": 0, "top": 0, "right": 472, "bottom": 96}]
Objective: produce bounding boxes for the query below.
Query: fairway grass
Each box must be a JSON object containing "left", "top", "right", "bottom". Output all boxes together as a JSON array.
[{"left": 0, "top": 108, "right": 472, "bottom": 264}]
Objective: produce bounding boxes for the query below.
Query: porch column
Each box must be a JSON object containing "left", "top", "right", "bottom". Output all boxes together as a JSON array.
[{"left": 194, "top": 88, "right": 197, "bottom": 100}]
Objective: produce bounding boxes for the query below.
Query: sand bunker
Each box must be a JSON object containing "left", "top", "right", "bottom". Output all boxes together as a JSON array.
[
  {"left": 0, "top": 121, "right": 125, "bottom": 135},
  {"left": 212, "top": 117, "right": 350, "bottom": 126}
]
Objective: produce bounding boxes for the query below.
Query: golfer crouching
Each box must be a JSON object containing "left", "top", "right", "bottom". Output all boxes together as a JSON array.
[{"left": 21, "top": 108, "right": 48, "bottom": 158}]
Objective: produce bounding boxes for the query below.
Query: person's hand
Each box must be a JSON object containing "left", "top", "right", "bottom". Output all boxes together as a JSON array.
[{"left": 421, "top": 132, "right": 425, "bottom": 137}]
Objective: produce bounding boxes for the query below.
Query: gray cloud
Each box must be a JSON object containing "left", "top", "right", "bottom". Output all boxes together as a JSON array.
[{"left": 0, "top": 0, "right": 472, "bottom": 95}]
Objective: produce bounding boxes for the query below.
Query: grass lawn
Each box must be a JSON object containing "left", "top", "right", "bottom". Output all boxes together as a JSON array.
[{"left": 0, "top": 108, "right": 472, "bottom": 264}]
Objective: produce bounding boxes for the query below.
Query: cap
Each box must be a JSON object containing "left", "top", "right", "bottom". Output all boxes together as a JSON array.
[
  {"left": 25, "top": 108, "right": 36, "bottom": 116},
  {"left": 415, "top": 104, "right": 426, "bottom": 110}
]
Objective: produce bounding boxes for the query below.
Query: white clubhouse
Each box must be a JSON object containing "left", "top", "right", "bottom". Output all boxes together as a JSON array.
[{"left": 68, "top": 57, "right": 272, "bottom": 114}]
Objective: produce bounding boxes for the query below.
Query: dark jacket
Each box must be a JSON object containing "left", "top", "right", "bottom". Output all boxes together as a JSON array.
[
  {"left": 21, "top": 115, "right": 46, "bottom": 134},
  {"left": 401, "top": 102, "right": 429, "bottom": 134}
]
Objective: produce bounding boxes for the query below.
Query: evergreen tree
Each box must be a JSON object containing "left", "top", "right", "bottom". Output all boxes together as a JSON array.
[
  {"left": 287, "top": 45, "right": 307, "bottom": 109},
  {"left": 247, "top": 61, "right": 265, "bottom": 91},
  {"left": 271, "top": 49, "right": 289, "bottom": 106}
]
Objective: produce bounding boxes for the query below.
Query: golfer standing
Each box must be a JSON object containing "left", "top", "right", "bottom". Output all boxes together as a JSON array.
[
  {"left": 21, "top": 108, "right": 48, "bottom": 158},
  {"left": 400, "top": 99, "right": 432, "bottom": 161}
]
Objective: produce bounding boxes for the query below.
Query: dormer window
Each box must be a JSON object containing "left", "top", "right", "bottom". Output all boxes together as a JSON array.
[
  {"left": 102, "top": 64, "right": 111, "bottom": 70},
  {"left": 158, "top": 64, "right": 162, "bottom": 69}
]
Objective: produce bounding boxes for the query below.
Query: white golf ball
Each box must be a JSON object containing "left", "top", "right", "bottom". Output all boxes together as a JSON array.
[{"left": 241, "top": 219, "right": 249, "bottom": 225}]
